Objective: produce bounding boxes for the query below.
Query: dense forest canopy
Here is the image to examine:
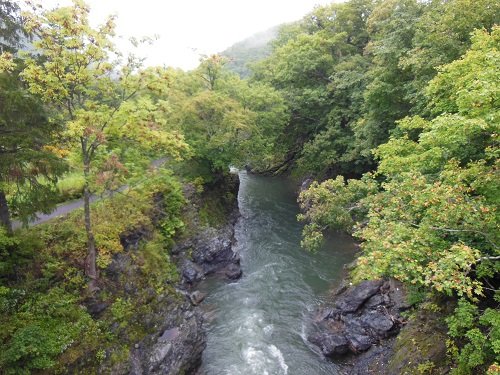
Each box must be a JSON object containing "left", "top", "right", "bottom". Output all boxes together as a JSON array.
[{"left": 0, "top": 0, "right": 498, "bottom": 373}]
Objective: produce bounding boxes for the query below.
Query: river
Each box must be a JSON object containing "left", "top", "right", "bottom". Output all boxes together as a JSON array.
[{"left": 199, "top": 172, "right": 357, "bottom": 375}]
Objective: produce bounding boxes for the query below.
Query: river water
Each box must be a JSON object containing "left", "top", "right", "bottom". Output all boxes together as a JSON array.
[{"left": 199, "top": 172, "right": 357, "bottom": 375}]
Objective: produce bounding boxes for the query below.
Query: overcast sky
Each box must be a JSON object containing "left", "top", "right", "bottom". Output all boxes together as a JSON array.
[{"left": 39, "top": 0, "right": 339, "bottom": 70}]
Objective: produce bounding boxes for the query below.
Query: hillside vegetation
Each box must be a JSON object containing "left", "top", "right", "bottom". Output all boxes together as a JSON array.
[{"left": 0, "top": 0, "right": 498, "bottom": 373}]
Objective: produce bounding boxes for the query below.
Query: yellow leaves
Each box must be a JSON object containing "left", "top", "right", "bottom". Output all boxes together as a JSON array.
[
  {"left": 65, "top": 119, "right": 86, "bottom": 138},
  {"left": 43, "top": 145, "right": 71, "bottom": 158},
  {"left": 0, "top": 52, "right": 15, "bottom": 73}
]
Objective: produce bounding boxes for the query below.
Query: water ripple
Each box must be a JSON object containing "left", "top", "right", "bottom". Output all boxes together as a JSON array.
[{"left": 200, "top": 172, "right": 356, "bottom": 375}]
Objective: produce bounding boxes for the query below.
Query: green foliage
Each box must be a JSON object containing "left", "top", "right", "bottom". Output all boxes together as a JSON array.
[
  {"left": 298, "top": 175, "right": 377, "bottom": 251},
  {"left": 402, "top": 0, "right": 500, "bottom": 110},
  {"left": 0, "top": 287, "right": 101, "bottom": 374},
  {"left": 153, "top": 171, "right": 185, "bottom": 239},
  {"left": 139, "top": 234, "right": 179, "bottom": 291},
  {"left": 20, "top": 0, "right": 190, "bottom": 281},
  {"left": 178, "top": 89, "right": 253, "bottom": 171},
  {"left": 0, "top": 167, "right": 185, "bottom": 373},
  {"left": 446, "top": 299, "right": 500, "bottom": 374},
  {"left": 0, "top": 63, "right": 66, "bottom": 228},
  {"left": 252, "top": 0, "right": 376, "bottom": 176},
  {"left": 251, "top": 0, "right": 499, "bottom": 178},
  {"left": 110, "top": 297, "right": 133, "bottom": 328},
  {"left": 416, "top": 361, "right": 436, "bottom": 374},
  {"left": 165, "top": 56, "right": 287, "bottom": 174},
  {"left": 56, "top": 172, "right": 85, "bottom": 201},
  {"left": 299, "top": 25, "right": 499, "bottom": 373}
]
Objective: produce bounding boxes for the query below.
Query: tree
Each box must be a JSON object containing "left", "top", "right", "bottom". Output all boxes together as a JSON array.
[
  {"left": 0, "top": 1, "right": 65, "bottom": 234},
  {"left": 300, "top": 26, "right": 499, "bottom": 300},
  {"left": 298, "top": 23, "right": 499, "bottom": 375},
  {"left": 0, "top": 0, "right": 27, "bottom": 66},
  {"left": 356, "top": 0, "right": 422, "bottom": 157},
  {"left": 164, "top": 56, "right": 287, "bottom": 176},
  {"left": 401, "top": 0, "right": 500, "bottom": 112},
  {"left": 178, "top": 89, "right": 253, "bottom": 174},
  {"left": 219, "top": 76, "right": 289, "bottom": 171},
  {"left": 251, "top": 0, "right": 375, "bottom": 177},
  {"left": 0, "top": 67, "right": 66, "bottom": 233},
  {"left": 197, "top": 54, "right": 228, "bottom": 91},
  {"left": 21, "top": 0, "right": 188, "bottom": 291}
]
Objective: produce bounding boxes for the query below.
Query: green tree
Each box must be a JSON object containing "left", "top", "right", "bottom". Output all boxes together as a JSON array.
[
  {"left": 178, "top": 89, "right": 253, "bottom": 173},
  {"left": 21, "top": 0, "right": 188, "bottom": 291},
  {"left": 402, "top": 0, "right": 500, "bottom": 112},
  {"left": 301, "top": 26, "right": 499, "bottom": 298},
  {"left": 252, "top": 0, "right": 375, "bottom": 177},
  {"left": 219, "top": 76, "right": 289, "bottom": 171},
  {"left": 197, "top": 54, "right": 228, "bottom": 91},
  {"left": 300, "top": 28, "right": 499, "bottom": 371},
  {"left": 0, "top": 67, "right": 66, "bottom": 233},
  {"left": 0, "top": 1, "right": 65, "bottom": 234},
  {"left": 356, "top": 0, "right": 422, "bottom": 157},
  {"left": 0, "top": 0, "right": 28, "bottom": 54}
]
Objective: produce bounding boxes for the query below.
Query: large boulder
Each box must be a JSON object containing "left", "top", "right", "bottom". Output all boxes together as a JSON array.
[
  {"left": 334, "top": 279, "right": 384, "bottom": 312},
  {"left": 309, "top": 332, "right": 350, "bottom": 356},
  {"left": 190, "top": 226, "right": 241, "bottom": 277},
  {"left": 309, "top": 279, "right": 406, "bottom": 360},
  {"left": 129, "top": 302, "right": 206, "bottom": 375},
  {"left": 181, "top": 260, "right": 204, "bottom": 285},
  {"left": 177, "top": 224, "right": 242, "bottom": 286}
]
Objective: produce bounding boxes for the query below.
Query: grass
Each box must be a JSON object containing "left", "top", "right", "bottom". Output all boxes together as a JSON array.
[{"left": 56, "top": 172, "right": 85, "bottom": 201}]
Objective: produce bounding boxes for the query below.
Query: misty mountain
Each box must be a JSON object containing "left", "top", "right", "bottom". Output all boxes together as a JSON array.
[{"left": 220, "top": 26, "right": 279, "bottom": 78}]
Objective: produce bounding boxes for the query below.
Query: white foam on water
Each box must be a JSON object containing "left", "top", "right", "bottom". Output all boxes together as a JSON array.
[
  {"left": 269, "top": 345, "right": 288, "bottom": 374},
  {"left": 263, "top": 324, "right": 274, "bottom": 336},
  {"left": 242, "top": 346, "right": 268, "bottom": 374}
]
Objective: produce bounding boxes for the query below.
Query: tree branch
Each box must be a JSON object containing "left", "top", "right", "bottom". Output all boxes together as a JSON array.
[
  {"left": 410, "top": 223, "right": 498, "bottom": 249},
  {"left": 478, "top": 256, "right": 500, "bottom": 262}
]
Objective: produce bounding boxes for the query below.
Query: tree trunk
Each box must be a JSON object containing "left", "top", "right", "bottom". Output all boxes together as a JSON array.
[
  {"left": 83, "top": 162, "right": 99, "bottom": 292},
  {"left": 0, "top": 190, "right": 12, "bottom": 235}
]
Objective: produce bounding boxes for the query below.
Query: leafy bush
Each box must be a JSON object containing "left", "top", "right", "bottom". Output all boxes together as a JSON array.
[
  {"left": 0, "top": 287, "right": 101, "bottom": 374},
  {"left": 446, "top": 299, "right": 500, "bottom": 374}
]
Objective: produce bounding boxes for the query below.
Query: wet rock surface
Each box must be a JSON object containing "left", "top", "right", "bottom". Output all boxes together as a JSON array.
[
  {"left": 176, "top": 223, "right": 242, "bottom": 286},
  {"left": 129, "top": 302, "right": 206, "bottom": 375},
  {"left": 135, "top": 176, "right": 241, "bottom": 374},
  {"left": 309, "top": 279, "right": 408, "bottom": 364}
]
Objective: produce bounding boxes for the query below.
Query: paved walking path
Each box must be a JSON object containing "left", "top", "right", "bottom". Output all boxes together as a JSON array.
[{"left": 12, "top": 158, "right": 167, "bottom": 230}]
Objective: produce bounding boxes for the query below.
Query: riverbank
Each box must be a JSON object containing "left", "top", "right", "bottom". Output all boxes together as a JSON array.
[
  {"left": 293, "top": 174, "right": 452, "bottom": 374},
  {"left": 308, "top": 275, "right": 450, "bottom": 374},
  {"left": 98, "top": 172, "right": 243, "bottom": 374},
  {"left": 0, "top": 168, "right": 242, "bottom": 374}
]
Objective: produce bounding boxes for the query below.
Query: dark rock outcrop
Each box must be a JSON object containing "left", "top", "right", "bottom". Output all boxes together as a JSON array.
[
  {"left": 175, "top": 223, "right": 242, "bottom": 286},
  {"left": 335, "top": 279, "right": 384, "bottom": 313},
  {"left": 181, "top": 260, "right": 204, "bottom": 284},
  {"left": 173, "top": 175, "right": 242, "bottom": 286},
  {"left": 129, "top": 302, "right": 206, "bottom": 375},
  {"left": 190, "top": 226, "right": 241, "bottom": 279},
  {"left": 309, "top": 279, "right": 407, "bottom": 359}
]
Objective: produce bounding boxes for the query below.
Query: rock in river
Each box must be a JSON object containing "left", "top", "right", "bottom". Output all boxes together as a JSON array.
[{"left": 309, "top": 279, "right": 406, "bottom": 359}]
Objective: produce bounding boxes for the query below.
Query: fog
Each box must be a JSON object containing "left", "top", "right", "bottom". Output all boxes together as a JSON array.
[{"left": 37, "top": 0, "right": 342, "bottom": 70}]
